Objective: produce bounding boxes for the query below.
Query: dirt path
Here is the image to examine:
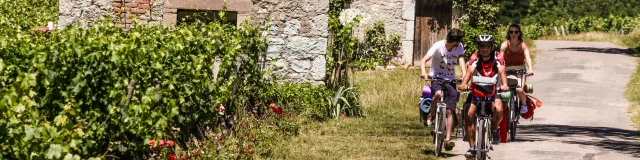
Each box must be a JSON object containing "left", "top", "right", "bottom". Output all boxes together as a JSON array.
[{"left": 450, "top": 40, "right": 640, "bottom": 160}]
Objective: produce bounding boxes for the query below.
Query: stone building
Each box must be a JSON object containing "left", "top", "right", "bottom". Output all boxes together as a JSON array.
[{"left": 58, "top": 0, "right": 454, "bottom": 83}]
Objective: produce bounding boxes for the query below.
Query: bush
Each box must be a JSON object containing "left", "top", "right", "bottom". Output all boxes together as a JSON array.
[
  {"left": 351, "top": 21, "right": 401, "bottom": 70},
  {"left": 0, "top": 17, "right": 270, "bottom": 158},
  {"left": 621, "top": 27, "right": 640, "bottom": 54},
  {"left": 460, "top": 24, "right": 503, "bottom": 60},
  {"left": 523, "top": 16, "right": 640, "bottom": 39}
]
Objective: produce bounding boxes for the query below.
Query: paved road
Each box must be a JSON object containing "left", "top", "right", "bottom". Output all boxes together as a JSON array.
[{"left": 450, "top": 40, "right": 640, "bottom": 160}]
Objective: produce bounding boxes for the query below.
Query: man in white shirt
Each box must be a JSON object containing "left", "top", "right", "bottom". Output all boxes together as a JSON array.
[{"left": 419, "top": 28, "right": 467, "bottom": 151}]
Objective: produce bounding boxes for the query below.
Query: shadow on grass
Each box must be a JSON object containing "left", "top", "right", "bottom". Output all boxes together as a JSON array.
[{"left": 514, "top": 124, "right": 640, "bottom": 158}]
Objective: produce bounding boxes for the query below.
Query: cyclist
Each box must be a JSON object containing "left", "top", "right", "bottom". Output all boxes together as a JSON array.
[
  {"left": 419, "top": 28, "right": 467, "bottom": 150},
  {"left": 500, "top": 24, "right": 534, "bottom": 113},
  {"left": 459, "top": 33, "right": 508, "bottom": 158}
]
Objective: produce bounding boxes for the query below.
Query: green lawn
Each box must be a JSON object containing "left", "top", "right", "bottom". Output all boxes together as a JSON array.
[
  {"left": 271, "top": 69, "right": 448, "bottom": 160},
  {"left": 268, "top": 39, "right": 547, "bottom": 159}
]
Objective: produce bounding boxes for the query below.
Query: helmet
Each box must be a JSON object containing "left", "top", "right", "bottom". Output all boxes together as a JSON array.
[{"left": 475, "top": 33, "right": 495, "bottom": 45}]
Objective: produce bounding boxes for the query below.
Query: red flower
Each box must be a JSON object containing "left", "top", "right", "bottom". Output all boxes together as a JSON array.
[
  {"left": 149, "top": 139, "right": 155, "bottom": 146},
  {"left": 269, "top": 103, "right": 283, "bottom": 114},
  {"left": 167, "top": 140, "right": 175, "bottom": 147},
  {"left": 271, "top": 106, "right": 283, "bottom": 115},
  {"left": 216, "top": 104, "right": 226, "bottom": 115},
  {"left": 182, "top": 158, "right": 188, "bottom": 160},
  {"left": 168, "top": 153, "right": 176, "bottom": 160},
  {"left": 216, "top": 134, "right": 223, "bottom": 142},
  {"left": 159, "top": 139, "right": 165, "bottom": 146}
]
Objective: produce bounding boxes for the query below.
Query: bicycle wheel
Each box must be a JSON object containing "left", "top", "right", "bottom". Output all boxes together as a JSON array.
[
  {"left": 476, "top": 118, "right": 487, "bottom": 160},
  {"left": 509, "top": 94, "right": 518, "bottom": 141},
  {"left": 434, "top": 108, "right": 446, "bottom": 156},
  {"left": 504, "top": 101, "right": 511, "bottom": 141}
]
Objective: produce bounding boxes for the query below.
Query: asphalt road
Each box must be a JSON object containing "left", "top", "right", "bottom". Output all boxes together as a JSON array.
[{"left": 449, "top": 40, "right": 640, "bottom": 160}]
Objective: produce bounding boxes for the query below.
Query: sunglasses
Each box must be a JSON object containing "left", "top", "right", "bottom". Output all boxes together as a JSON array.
[
  {"left": 478, "top": 44, "right": 492, "bottom": 48},
  {"left": 509, "top": 31, "right": 520, "bottom": 34}
]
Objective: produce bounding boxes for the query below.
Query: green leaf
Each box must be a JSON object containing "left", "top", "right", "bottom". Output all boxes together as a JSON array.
[
  {"left": 53, "top": 115, "right": 68, "bottom": 127},
  {"left": 24, "top": 127, "right": 34, "bottom": 141},
  {"left": 45, "top": 144, "right": 62, "bottom": 159},
  {"left": 63, "top": 153, "right": 73, "bottom": 160}
]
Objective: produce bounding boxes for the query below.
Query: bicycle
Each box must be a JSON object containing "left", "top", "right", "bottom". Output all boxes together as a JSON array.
[
  {"left": 461, "top": 85, "right": 505, "bottom": 160},
  {"left": 420, "top": 76, "right": 461, "bottom": 156},
  {"left": 504, "top": 66, "right": 532, "bottom": 141}
]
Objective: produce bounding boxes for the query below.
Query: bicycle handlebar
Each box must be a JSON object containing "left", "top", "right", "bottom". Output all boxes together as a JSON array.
[
  {"left": 506, "top": 68, "right": 533, "bottom": 77},
  {"left": 459, "top": 86, "right": 507, "bottom": 92},
  {"left": 423, "top": 76, "right": 462, "bottom": 83}
]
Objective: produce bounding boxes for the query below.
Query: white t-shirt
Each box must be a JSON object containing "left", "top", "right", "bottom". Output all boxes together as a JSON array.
[{"left": 428, "top": 40, "right": 465, "bottom": 80}]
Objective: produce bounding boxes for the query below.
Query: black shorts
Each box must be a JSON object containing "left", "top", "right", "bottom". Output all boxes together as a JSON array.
[{"left": 431, "top": 80, "right": 458, "bottom": 111}]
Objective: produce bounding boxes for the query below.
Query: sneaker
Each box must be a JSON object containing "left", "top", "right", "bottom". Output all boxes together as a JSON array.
[
  {"left": 465, "top": 148, "right": 476, "bottom": 158},
  {"left": 424, "top": 115, "right": 434, "bottom": 127},
  {"left": 520, "top": 105, "right": 528, "bottom": 113},
  {"left": 492, "top": 129, "right": 500, "bottom": 144},
  {"left": 444, "top": 140, "right": 455, "bottom": 151}
]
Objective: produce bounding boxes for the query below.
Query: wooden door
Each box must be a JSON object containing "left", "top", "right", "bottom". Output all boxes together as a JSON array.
[{"left": 413, "top": 0, "right": 453, "bottom": 65}]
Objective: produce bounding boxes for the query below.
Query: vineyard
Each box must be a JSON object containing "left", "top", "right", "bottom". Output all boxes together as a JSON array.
[
  {"left": 522, "top": 16, "right": 640, "bottom": 39},
  {"left": 0, "top": 1, "right": 363, "bottom": 159}
]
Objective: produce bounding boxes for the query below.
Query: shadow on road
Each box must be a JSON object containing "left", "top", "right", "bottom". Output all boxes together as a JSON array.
[
  {"left": 515, "top": 124, "right": 640, "bottom": 157},
  {"left": 557, "top": 47, "right": 637, "bottom": 56},
  {"left": 423, "top": 149, "right": 458, "bottom": 158}
]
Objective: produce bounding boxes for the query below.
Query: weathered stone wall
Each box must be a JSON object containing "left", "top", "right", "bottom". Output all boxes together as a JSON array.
[
  {"left": 250, "top": 0, "right": 329, "bottom": 84},
  {"left": 59, "top": 0, "right": 164, "bottom": 28},
  {"left": 344, "top": 0, "right": 415, "bottom": 66},
  {"left": 59, "top": 0, "right": 113, "bottom": 27},
  {"left": 59, "top": 0, "right": 329, "bottom": 84}
]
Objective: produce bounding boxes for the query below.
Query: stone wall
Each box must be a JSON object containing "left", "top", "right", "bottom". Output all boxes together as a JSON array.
[
  {"left": 345, "top": 0, "right": 415, "bottom": 66},
  {"left": 58, "top": 0, "right": 329, "bottom": 84},
  {"left": 59, "top": 0, "right": 113, "bottom": 27},
  {"left": 59, "top": 0, "right": 165, "bottom": 28},
  {"left": 250, "top": 0, "right": 329, "bottom": 84}
]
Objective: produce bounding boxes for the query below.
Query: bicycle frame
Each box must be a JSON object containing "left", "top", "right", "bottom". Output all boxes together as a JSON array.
[
  {"left": 505, "top": 67, "right": 527, "bottom": 141},
  {"left": 475, "top": 98, "right": 494, "bottom": 155},
  {"left": 429, "top": 77, "right": 459, "bottom": 156}
]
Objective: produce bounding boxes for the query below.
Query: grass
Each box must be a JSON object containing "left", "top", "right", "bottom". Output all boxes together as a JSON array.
[
  {"left": 268, "top": 39, "right": 544, "bottom": 159},
  {"left": 621, "top": 28, "right": 640, "bottom": 131},
  {"left": 271, "top": 69, "right": 447, "bottom": 160},
  {"left": 524, "top": 38, "right": 541, "bottom": 66},
  {"left": 625, "top": 61, "right": 640, "bottom": 130},
  {"left": 537, "top": 32, "right": 627, "bottom": 46}
]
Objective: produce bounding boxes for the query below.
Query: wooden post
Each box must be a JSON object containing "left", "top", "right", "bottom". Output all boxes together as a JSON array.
[{"left": 561, "top": 25, "right": 566, "bottom": 36}]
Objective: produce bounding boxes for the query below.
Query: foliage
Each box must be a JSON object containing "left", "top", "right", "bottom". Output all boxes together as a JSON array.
[
  {"left": 459, "top": 24, "right": 504, "bottom": 59},
  {"left": 453, "top": 0, "right": 502, "bottom": 30},
  {"left": 0, "top": 0, "right": 58, "bottom": 35},
  {"left": 325, "top": 0, "right": 365, "bottom": 118},
  {"left": 521, "top": 0, "right": 640, "bottom": 26},
  {"left": 453, "top": 0, "right": 503, "bottom": 59},
  {"left": 351, "top": 21, "right": 401, "bottom": 70},
  {"left": 0, "top": 13, "right": 272, "bottom": 158},
  {"left": 523, "top": 16, "right": 640, "bottom": 39},
  {"left": 327, "top": 86, "right": 363, "bottom": 119},
  {"left": 497, "top": 0, "right": 530, "bottom": 25},
  {"left": 621, "top": 27, "right": 640, "bottom": 55},
  {"left": 260, "top": 83, "right": 334, "bottom": 121}
]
